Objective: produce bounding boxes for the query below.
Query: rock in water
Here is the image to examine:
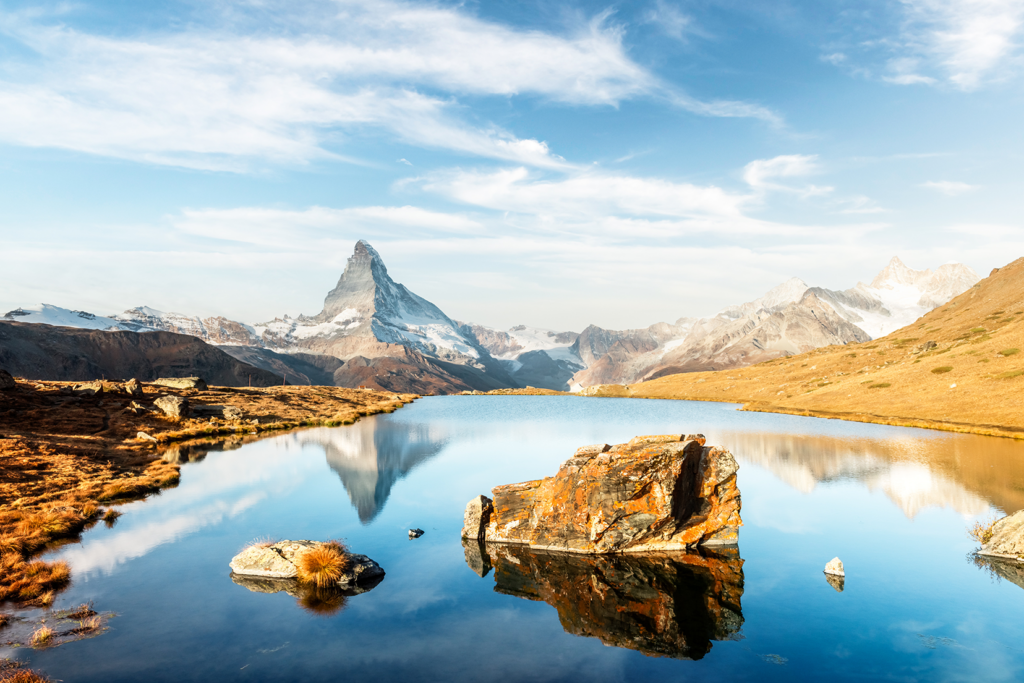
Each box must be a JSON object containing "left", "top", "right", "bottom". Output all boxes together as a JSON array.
[
  {"left": 824, "top": 557, "right": 845, "bottom": 576},
  {"left": 152, "top": 377, "right": 208, "bottom": 391},
  {"left": 461, "top": 433, "right": 741, "bottom": 553},
  {"left": 229, "top": 540, "right": 384, "bottom": 587},
  {"left": 154, "top": 395, "right": 190, "bottom": 418},
  {"left": 0, "top": 369, "right": 14, "bottom": 390},
  {"left": 408, "top": 528, "right": 424, "bottom": 538},
  {"left": 980, "top": 509, "right": 1024, "bottom": 558}
]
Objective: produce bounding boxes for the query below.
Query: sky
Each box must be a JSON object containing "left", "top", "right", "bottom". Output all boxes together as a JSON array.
[{"left": 1, "top": 0, "right": 1022, "bottom": 332}]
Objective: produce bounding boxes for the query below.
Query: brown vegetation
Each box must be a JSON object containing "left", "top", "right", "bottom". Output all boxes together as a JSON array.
[
  {"left": 591, "top": 257, "right": 1024, "bottom": 439},
  {"left": 29, "top": 625, "right": 54, "bottom": 648},
  {"left": 0, "top": 380, "right": 416, "bottom": 608},
  {"left": 295, "top": 541, "right": 350, "bottom": 588},
  {"left": 0, "top": 660, "right": 52, "bottom": 683},
  {"left": 969, "top": 519, "right": 999, "bottom": 545}
]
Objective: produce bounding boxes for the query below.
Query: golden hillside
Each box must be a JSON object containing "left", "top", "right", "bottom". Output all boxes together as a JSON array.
[{"left": 611, "top": 256, "right": 1024, "bottom": 438}]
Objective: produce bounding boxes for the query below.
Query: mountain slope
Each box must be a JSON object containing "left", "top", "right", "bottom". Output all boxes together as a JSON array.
[
  {"left": 568, "top": 257, "right": 978, "bottom": 388},
  {"left": 459, "top": 323, "right": 583, "bottom": 390},
  {"left": 0, "top": 321, "right": 283, "bottom": 386},
  {"left": 613, "top": 257, "right": 1024, "bottom": 439}
]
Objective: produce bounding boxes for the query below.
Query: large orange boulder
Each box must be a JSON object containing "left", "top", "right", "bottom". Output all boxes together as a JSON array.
[{"left": 462, "top": 434, "right": 741, "bottom": 553}]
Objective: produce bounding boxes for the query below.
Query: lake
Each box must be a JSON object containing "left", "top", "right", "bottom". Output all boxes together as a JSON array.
[{"left": 8, "top": 396, "right": 1024, "bottom": 682}]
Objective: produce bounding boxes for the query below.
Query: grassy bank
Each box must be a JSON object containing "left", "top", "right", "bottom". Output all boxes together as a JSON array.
[{"left": 0, "top": 380, "right": 417, "bottom": 607}]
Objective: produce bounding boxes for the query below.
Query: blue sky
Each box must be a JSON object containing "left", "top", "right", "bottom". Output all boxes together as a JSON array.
[{"left": 1, "top": 0, "right": 1022, "bottom": 331}]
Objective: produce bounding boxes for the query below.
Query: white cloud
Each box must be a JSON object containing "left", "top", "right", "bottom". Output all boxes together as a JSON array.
[
  {"left": 0, "top": 0, "right": 776, "bottom": 171},
  {"left": 920, "top": 180, "right": 979, "bottom": 195},
  {"left": 743, "top": 154, "right": 833, "bottom": 196},
  {"left": 643, "top": 0, "right": 694, "bottom": 40},
  {"left": 893, "top": 0, "right": 1024, "bottom": 89}
]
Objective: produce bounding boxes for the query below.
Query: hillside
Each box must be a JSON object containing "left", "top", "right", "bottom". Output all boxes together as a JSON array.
[
  {"left": 0, "top": 321, "right": 283, "bottom": 386},
  {"left": 605, "top": 257, "right": 1024, "bottom": 439}
]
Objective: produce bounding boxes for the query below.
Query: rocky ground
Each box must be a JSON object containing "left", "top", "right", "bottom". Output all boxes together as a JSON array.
[{"left": 0, "top": 376, "right": 416, "bottom": 608}]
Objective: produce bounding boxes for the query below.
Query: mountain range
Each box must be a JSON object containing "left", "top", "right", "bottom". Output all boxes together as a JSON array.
[{"left": 1, "top": 242, "right": 979, "bottom": 393}]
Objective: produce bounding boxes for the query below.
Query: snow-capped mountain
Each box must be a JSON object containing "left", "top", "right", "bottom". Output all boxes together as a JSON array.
[
  {"left": 459, "top": 323, "right": 584, "bottom": 391},
  {"left": 254, "top": 241, "right": 485, "bottom": 363},
  {"left": 565, "top": 256, "right": 980, "bottom": 389}
]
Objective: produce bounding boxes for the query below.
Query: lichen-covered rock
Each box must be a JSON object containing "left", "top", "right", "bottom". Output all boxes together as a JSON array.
[
  {"left": 228, "top": 540, "right": 384, "bottom": 587},
  {"left": 154, "top": 395, "right": 190, "bottom": 418},
  {"left": 152, "top": 377, "right": 208, "bottom": 391},
  {"left": 463, "top": 433, "right": 741, "bottom": 553},
  {"left": 980, "top": 509, "right": 1024, "bottom": 558},
  {"left": 480, "top": 543, "right": 744, "bottom": 660}
]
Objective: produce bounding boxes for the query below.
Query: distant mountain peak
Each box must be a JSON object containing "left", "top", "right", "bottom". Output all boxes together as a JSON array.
[{"left": 870, "top": 256, "right": 930, "bottom": 289}]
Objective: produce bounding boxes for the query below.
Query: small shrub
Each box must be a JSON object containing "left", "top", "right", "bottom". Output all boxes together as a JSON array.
[
  {"left": 30, "top": 625, "right": 54, "bottom": 647},
  {"left": 968, "top": 519, "right": 998, "bottom": 545},
  {"left": 295, "top": 541, "right": 350, "bottom": 588},
  {"left": 1000, "top": 348, "right": 1020, "bottom": 356},
  {"left": 931, "top": 366, "right": 953, "bottom": 374},
  {"left": 869, "top": 383, "right": 891, "bottom": 389},
  {"left": 103, "top": 509, "right": 121, "bottom": 525}
]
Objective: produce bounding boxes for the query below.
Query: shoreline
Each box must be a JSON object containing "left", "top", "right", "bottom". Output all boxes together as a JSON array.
[{"left": 0, "top": 378, "right": 417, "bottom": 610}]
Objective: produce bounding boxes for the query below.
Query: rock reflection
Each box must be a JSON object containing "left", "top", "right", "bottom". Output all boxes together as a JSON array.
[
  {"left": 971, "top": 554, "right": 1024, "bottom": 592},
  {"left": 721, "top": 431, "right": 1024, "bottom": 518},
  {"left": 465, "top": 542, "right": 744, "bottom": 660},
  {"left": 824, "top": 573, "right": 845, "bottom": 593},
  {"left": 279, "top": 420, "right": 448, "bottom": 523},
  {"left": 230, "top": 573, "right": 384, "bottom": 616}
]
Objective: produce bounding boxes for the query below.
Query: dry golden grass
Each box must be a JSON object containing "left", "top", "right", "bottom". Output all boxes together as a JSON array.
[
  {"left": 29, "top": 626, "right": 54, "bottom": 648},
  {"left": 0, "top": 382, "right": 415, "bottom": 608},
  {"left": 295, "top": 541, "right": 350, "bottom": 588},
  {"left": 969, "top": 519, "right": 999, "bottom": 545},
  {"left": 60, "top": 603, "right": 96, "bottom": 621},
  {"left": 69, "top": 616, "right": 102, "bottom": 636},
  {"left": 606, "top": 257, "right": 1024, "bottom": 439}
]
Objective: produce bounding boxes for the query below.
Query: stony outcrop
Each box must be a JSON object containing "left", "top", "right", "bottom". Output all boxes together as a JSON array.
[
  {"left": 462, "top": 434, "right": 741, "bottom": 553},
  {"left": 979, "top": 510, "right": 1024, "bottom": 559},
  {"left": 152, "top": 377, "right": 208, "bottom": 391},
  {"left": 154, "top": 395, "right": 190, "bottom": 418},
  {"left": 191, "top": 404, "right": 243, "bottom": 420},
  {"left": 464, "top": 541, "right": 744, "bottom": 660},
  {"left": 0, "top": 369, "right": 15, "bottom": 390},
  {"left": 229, "top": 540, "right": 384, "bottom": 588}
]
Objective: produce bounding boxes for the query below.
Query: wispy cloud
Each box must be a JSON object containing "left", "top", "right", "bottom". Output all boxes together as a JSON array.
[
  {"left": 920, "top": 180, "right": 979, "bottom": 195},
  {"left": 0, "top": 0, "right": 777, "bottom": 171},
  {"left": 643, "top": 0, "right": 695, "bottom": 40},
  {"left": 743, "top": 154, "right": 832, "bottom": 196},
  {"left": 891, "top": 0, "right": 1024, "bottom": 88}
]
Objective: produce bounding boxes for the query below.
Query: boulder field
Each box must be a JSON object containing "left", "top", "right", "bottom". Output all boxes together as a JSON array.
[{"left": 462, "top": 434, "right": 741, "bottom": 553}]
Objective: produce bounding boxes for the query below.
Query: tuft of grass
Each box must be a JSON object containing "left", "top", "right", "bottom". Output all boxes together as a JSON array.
[
  {"left": 102, "top": 509, "right": 121, "bottom": 527},
  {"left": 60, "top": 602, "right": 96, "bottom": 621},
  {"left": 295, "top": 541, "right": 350, "bottom": 588},
  {"left": 1000, "top": 348, "right": 1020, "bottom": 356},
  {"left": 869, "top": 383, "right": 892, "bottom": 389},
  {"left": 69, "top": 616, "right": 102, "bottom": 636},
  {"left": 997, "top": 370, "right": 1024, "bottom": 380},
  {"left": 30, "top": 625, "right": 54, "bottom": 648},
  {"left": 931, "top": 366, "right": 954, "bottom": 374},
  {"left": 968, "top": 519, "right": 998, "bottom": 546},
  {"left": 971, "top": 327, "right": 987, "bottom": 333},
  {"left": 242, "top": 537, "right": 277, "bottom": 552},
  {"left": 0, "top": 660, "right": 53, "bottom": 683}
]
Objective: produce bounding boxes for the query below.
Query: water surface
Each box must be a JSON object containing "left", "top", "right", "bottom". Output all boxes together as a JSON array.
[{"left": 10, "top": 396, "right": 1024, "bottom": 682}]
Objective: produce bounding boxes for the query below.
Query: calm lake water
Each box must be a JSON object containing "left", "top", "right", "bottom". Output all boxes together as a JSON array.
[{"left": 9, "top": 396, "right": 1024, "bottom": 682}]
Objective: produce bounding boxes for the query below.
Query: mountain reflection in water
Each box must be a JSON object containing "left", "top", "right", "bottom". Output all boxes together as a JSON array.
[
  {"left": 722, "top": 431, "right": 1024, "bottom": 518},
  {"left": 464, "top": 541, "right": 744, "bottom": 660},
  {"left": 281, "top": 421, "right": 448, "bottom": 523}
]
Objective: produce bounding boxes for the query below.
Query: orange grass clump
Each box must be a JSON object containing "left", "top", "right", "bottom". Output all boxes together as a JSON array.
[
  {"left": 295, "top": 541, "right": 350, "bottom": 588},
  {"left": 30, "top": 626, "right": 54, "bottom": 648},
  {"left": 0, "top": 660, "right": 53, "bottom": 683}
]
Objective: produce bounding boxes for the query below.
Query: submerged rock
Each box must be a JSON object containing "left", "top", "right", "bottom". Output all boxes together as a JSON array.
[
  {"left": 824, "top": 573, "right": 845, "bottom": 593},
  {"left": 462, "top": 433, "right": 741, "bottom": 553},
  {"left": 979, "top": 510, "right": 1024, "bottom": 559},
  {"left": 471, "top": 543, "right": 744, "bottom": 660},
  {"left": 229, "top": 540, "right": 384, "bottom": 588},
  {"left": 824, "top": 557, "right": 845, "bottom": 576}
]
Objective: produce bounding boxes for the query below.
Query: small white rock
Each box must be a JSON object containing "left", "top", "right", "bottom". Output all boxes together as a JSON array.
[
  {"left": 949, "top": 383, "right": 957, "bottom": 389},
  {"left": 824, "top": 557, "right": 845, "bottom": 576}
]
